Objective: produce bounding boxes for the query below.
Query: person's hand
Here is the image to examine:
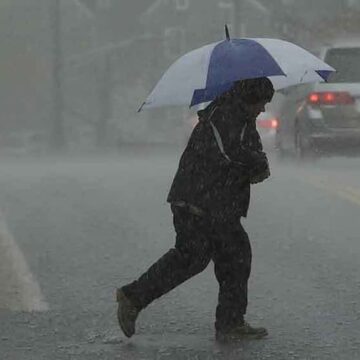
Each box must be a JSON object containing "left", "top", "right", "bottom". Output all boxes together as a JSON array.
[
  {"left": 250, "top": 167, "right": 270, "bottom": 184},
  {"left": 248, "top": 152, "right": 270, "bottom": 184},
  {"left": 245, "top": 150, "right": 267, "bottom": 164}
]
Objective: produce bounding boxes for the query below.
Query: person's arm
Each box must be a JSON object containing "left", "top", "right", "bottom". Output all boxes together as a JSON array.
[
  {"left": 189, "top": 121, "right": 250, "bottom": 174},
  {"left": 244, "top": 126, "right": 271, "bottom": 184},
  {"left": 221, "top": 122, "right": 270, "bottom": 184},
  {"left": 188, "top": 117, "right": 268, "bottom": 182}
]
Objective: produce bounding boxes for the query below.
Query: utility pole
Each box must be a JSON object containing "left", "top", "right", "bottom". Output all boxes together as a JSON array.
[{"left": 50, "top": 0, "right": 65, "bottom": 150}]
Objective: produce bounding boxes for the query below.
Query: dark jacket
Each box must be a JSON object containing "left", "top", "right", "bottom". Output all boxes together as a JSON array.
[{"left": 167, "top": 98, "right": 268, "bottom": 222}]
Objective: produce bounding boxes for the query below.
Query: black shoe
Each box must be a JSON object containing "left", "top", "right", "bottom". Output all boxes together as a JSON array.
[
  {"left": 216, "top": 321, "right": 268, "bottom": 342},
  {"left": 116, "top": 288, "right": 140, "bottom": 338}
]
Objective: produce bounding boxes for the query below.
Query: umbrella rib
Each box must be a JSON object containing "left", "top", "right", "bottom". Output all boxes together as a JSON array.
[{"left": 299, "top": 70, "right": 309, "bottom": 83}]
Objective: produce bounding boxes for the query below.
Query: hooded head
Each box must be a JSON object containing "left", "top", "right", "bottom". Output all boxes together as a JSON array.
[
  {"left": 231, "top": 77, "right": 275, "bottom": 104},
  {"left": 221, "top": 77, "right": 275, "bottom": 118}
]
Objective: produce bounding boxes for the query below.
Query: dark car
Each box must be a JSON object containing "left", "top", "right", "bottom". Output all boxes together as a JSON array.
[{"left": 276, "top": 41, "right": 360, "bottom": 159}]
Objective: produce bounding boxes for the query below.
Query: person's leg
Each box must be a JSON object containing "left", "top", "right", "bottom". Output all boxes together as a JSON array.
[
  {"left": 212, "top": 221, "right": 252, "bottom": 332},
  {"left": 121, "top": 206, "right": 212, "bottom": 310},
  {"left": 212, "top": 220, "right": 267, "bottom": 340}
]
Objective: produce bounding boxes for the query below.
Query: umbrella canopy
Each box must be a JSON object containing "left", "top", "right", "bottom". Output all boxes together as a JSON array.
[{"left": 139, "top": 34, "right": 335, "bottom": 111}]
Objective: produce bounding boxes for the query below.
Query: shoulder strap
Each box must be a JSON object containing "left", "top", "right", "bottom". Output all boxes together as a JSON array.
[
  {"left": 206, "top": 106, "right": 231, "bottom": 162},
  {"left": 240, "top": 122, "right": 248, "bottom": 144},
  {"left": 209, "top": 121, "right": 231, "bottom": 162},
  {"left": 208, "top": 107, "right": 247, "bottom": 166},
  {"left": 209, "top": 122, "right": 246, "bottom": 168}
]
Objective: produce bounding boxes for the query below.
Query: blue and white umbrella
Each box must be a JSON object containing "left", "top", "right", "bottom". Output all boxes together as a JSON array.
[{"left": 139, "top": 30, "right": 335, "bottom": 111}]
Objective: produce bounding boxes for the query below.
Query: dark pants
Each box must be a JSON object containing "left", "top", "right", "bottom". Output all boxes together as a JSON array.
[{"left": 122, "top": 205, "right": 252, "bottom": 332}]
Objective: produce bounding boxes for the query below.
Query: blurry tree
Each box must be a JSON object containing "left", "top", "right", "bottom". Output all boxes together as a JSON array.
[
  {"left": 314, "top": 9, "right": 360, "bottom": 46},
  {"left": 0, "top": 1, "right": 50, "bottom": 138},
  {"left": 69, "top": 0, "right": 151, "bottom": 148},
  {"left": 2, "top": 0, "right": 354, "bottom": 150},
  {"left": 78, "top": 0, "right": 97, "bottom": 12}
]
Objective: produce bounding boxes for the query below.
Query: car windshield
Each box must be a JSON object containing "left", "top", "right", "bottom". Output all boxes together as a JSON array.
[{"left": 325, "top": 47, "right": 360, "bottom": 83}]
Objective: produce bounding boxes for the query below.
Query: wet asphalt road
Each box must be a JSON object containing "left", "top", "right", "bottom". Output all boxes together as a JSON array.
[{"left": 1, "top": 150, "right": 360, "bottom": 360}]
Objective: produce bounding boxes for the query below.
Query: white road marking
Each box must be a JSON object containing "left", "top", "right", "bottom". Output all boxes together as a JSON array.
[
  {"left": 0, "top": 210, "right": 49, "bottom": 312},
  {"left": 300, "top": 174, "right": 360, "bottom": 207}
]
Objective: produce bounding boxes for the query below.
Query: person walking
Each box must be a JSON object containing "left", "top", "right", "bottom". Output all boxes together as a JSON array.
[{"left": 116, "top": 77, "right": 274, "bottom": 342}]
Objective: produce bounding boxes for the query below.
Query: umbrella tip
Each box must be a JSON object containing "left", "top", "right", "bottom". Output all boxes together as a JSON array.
[
  {"left": 225, "top": 24, "right": 230, "bottom": 41},
  {"left": 137, "top": 102, "right": 146, "bottom": 113}
]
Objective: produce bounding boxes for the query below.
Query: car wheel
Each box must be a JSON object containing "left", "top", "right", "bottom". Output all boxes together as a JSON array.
[
  {"left": 274, "top": 132, "right": 291, "bottom": 161},
  {"left": 275, "top": 141, "right": 289, "bottom": 161},
  {"left": 295, "top": 130, "right": 317, "bottom": 162}
]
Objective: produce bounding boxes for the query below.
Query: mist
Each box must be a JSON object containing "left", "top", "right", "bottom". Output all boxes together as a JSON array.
[{"left": 1, "top": 1, "right": 360, "bottom": 359}]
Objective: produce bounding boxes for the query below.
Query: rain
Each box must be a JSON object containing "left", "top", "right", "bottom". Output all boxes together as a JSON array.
[{"left": 1, "top": 1, "right": 360, "bottom": 359}]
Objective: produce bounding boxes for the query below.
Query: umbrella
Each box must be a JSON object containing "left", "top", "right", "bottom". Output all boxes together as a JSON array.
[{"left": 139, "top": 26, "right": 335, "bottom": 111}]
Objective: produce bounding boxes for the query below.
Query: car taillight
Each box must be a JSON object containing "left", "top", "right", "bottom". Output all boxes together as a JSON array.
[
  {"left": 307, "top": 91, "right": 355, "bottom": 105},
  {"left": 257, "top": 118, "right": 279, "bottom": 129}
]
